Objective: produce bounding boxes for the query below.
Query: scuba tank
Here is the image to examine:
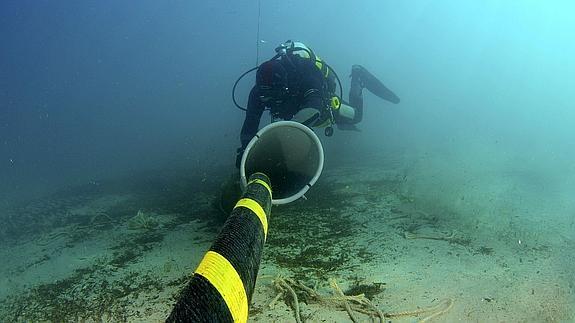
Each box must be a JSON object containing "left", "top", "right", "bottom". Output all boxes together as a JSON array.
[{"left": 330, "top": 96, "right": 356, "bottom": 121}]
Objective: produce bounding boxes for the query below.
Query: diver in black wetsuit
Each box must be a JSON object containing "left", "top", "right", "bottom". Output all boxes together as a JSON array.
[{"left": 235, "top": 40, "right": 400, "bottom": 168}]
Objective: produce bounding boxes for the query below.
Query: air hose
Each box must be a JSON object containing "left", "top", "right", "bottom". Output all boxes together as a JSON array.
[{"left": 167, "top": 173, "right": 272, "bottom": 323}]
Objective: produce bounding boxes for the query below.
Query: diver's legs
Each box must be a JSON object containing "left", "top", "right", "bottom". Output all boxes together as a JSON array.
[
  {"left": 337, "top": 65, "right": 400, "bottom": 127},
  {"left": 333, "top": 65, "right": 364, "bottom": 127},
  {"left": 351, "top": 64, "right": 400, "bottom": 104},
  {"left": 348, "top": 65, "right": 365, "bottom": 124}
]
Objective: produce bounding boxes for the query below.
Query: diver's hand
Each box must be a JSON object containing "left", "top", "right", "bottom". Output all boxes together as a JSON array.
[{"left": 235, "top": 147, "right": 245, "bottom": 169}]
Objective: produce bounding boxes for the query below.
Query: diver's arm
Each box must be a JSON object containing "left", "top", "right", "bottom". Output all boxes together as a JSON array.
[
  {"left": 300, "top": 88, "right": 324, "bottom": 111},
  {"left": 240, "top": 86, "right": 265, "bottom": 149},
  {"left": 298, "top": 61, "right": 327, "bottom": 111}
]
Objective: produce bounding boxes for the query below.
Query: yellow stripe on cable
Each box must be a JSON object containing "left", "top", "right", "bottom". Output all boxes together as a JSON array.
[
  {"left": 248, "top": 178, "right": 272, "bottom": 197},
  {"left": 195, "top": 251, "right": 248, "bottom": 323},
  {"left": 234, "top": 198, "right": 268, "bottom": 239}
]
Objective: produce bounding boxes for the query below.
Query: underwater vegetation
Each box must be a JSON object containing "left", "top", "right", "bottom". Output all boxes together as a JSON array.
[
  {"left": 1, "top": 165, "right": 571, "bottom": 321},
  {"left": 0, "top": 171, "right": 223, "bottom": 321},
  {"left": 127, "top": 210, "right": 159, "bottom": 231}
]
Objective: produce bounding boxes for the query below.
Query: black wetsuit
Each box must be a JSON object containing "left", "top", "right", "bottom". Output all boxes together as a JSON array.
[{"left": 239, "top": 56, "right": 336, "bottom": 149}]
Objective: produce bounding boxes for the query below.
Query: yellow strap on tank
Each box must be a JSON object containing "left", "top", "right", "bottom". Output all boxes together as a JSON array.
[
  {"left": 195, "top": 251, "right": 248, "bottom": 323},
  {"left": 315, "top": 57, "right": 329, "bottom": 78},
  {"left": 248, "top": 178, "right": 272, "bottom": 197},
  {"left": 315, "top": 59, "right": 323, "bottom": 71},
  {"left": 234, "top": 198, "right": 268, "bottom": 239}
]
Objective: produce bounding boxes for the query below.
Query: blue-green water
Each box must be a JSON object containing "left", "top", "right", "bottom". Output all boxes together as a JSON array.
[{"left": 1, "top": 1, "right": 574, "bottom": 321}]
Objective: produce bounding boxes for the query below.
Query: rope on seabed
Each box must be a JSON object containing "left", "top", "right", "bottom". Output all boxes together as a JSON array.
[{"left": 268, "top": 275, "right": 454, "bottom": 322}]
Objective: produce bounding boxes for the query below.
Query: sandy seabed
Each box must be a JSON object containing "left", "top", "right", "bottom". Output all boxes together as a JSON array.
[{"left": 1, "top": 159, "right": 573, "bottom": 322}]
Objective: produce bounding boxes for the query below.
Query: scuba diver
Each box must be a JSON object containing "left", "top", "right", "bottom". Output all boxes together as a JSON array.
[{"left": 233, "top": 40, "right": 400, "bottom": 168}]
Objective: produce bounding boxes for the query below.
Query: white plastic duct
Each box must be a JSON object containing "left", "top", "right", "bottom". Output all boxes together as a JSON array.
[{"left": 240, "top": 121, "right": 324, "bottom": 205}]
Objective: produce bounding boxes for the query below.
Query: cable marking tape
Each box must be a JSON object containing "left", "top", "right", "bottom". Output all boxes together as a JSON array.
[
  {"left": 195, "top": 251, "right": 248, "bottom": 323},
  {"left": 248, "top": 178, "right": 272, "bottom": 198},
  {"left": 234, "top": 198, "right": 268, "bottom": 239}
]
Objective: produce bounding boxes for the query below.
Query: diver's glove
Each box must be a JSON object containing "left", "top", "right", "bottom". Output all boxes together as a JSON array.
[{"left": 235, "top": 147, "right": 245, "bottom": 169}]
